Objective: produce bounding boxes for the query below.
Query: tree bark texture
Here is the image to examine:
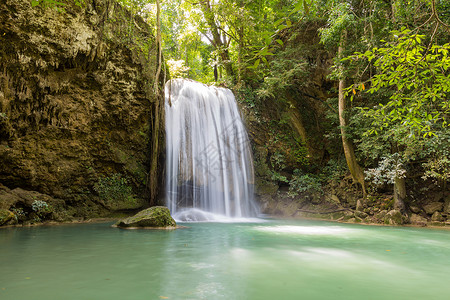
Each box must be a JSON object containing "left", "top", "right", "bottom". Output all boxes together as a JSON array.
[
  {"left": 200, "top": 0, "right": 234, "bottom": 78},
  {"left": 394, "top": 176, "right": 406, "bottom": 212},
  {"left": 338, "top": 30, "right": 366, "bottom": 196}
]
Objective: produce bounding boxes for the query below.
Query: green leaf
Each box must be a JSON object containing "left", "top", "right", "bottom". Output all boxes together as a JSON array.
[{"left": 253, "top": 59, "right": 260, "bottom": 68}]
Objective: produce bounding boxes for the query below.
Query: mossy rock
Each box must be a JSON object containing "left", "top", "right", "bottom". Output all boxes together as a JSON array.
[
  {"left": 0, "top": 209, "right": 15, "bottom": 226},
  {"left": 255, "top": 178, "right": 278, "bottom": 196},
  {"left": 384, "top": 209, "right": 404, "bottom": 225},
  {"left": 115, "top": 206, "right": 176, "bottom": 229}
]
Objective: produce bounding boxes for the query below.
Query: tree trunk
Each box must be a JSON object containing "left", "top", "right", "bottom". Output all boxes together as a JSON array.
[
  {"left": 338, "top": 31, "right": 366, "bottom": 196},
  {"left": 394, "top": 176, "right": 406, "bottom": 212},
  {"left": 148, "top": 0, "right": 163, "bottom": 205},
  {"left": 237, "top": 25, "right": 244, "bottom": 84},
  {"left": 153, "top": 0, "right": 162, "bottom": 95},
  {"left": 199, "top": 0, "right": 234, "bottom": 78},
  {"left": 286, "top": 96, "right": 315, "bottom": 161}
]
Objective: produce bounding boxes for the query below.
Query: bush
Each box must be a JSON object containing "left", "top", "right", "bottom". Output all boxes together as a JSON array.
[
  {"left": 321, "top": 158, "right": 347, "bottom": 182},
  {"left": 365, "top": 153, "right": 406, "bottom": 186},
  {"left": 94, "top": 174, "right": 136, "bottom": 205},
  {"left": 31, "top": 200, "right": 51, "bottom": 215},
  {"left": 288, "top": 170, "right": 323, "bottom": 197}
]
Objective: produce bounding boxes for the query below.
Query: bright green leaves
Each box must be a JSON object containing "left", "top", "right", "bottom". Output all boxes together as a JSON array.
[
  {"left": 31, "top": 0, "right": 67, "bottom": 11},
  {"left": 319, "top": 2, "right": 355, "bottom": 47},
  {"left": 348, "top": 28, "right": 450, "bottom": 139}
]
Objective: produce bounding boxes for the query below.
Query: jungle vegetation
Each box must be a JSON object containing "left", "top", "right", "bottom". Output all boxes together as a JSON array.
[{"left": 33, "top": 0, "right": 450, "bottom": 210}]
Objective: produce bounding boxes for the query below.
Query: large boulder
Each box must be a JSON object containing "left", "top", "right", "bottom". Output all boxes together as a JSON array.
[
  {"left": 115, "top": 206, "right": 176, "bottom": 229},
  {"left": 423, "top": 202, "right": 444, "bottom": 215},
  {"left": 384, "top": 209, "right": 404, "bottom": 225},
  {"left": 410, "top": 213, "right": 428, "bottom": 226}
]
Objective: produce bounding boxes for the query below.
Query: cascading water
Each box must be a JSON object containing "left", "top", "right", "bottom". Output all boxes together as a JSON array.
[{"left": 165, "top": 79, "right": 259, "bottom": 221}]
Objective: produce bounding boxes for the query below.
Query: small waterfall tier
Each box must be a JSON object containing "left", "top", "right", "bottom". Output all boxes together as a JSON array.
[{"left": 165, "top": 79, "right": 259, "bottom": 221}]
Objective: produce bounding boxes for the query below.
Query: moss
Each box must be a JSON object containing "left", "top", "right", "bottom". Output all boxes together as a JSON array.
[
  {"left": 0, "top": 209, "right": 14, "bottom": 226},
  {"left": 255, "top": 178, "right": 279, "bottom": 195},
  {"left": 115, "top": 206, "right": 176, "bottom": 228}
]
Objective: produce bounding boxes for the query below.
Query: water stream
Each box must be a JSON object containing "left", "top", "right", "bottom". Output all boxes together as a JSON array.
[
  {"left": 164, "top": 79, "right": 258, "bottom": 221},
  {"left": 1, "top": 220, "right": 449, "bottom": 300}
]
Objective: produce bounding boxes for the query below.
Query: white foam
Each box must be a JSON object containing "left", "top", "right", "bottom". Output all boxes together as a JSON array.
[{"left": 174, "top": 208, "right": 263, "bottom": 223}]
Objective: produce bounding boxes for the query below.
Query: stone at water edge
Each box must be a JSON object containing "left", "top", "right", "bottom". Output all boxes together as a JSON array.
[
  {"left": 115, "top": 206, "right": 176, "bottom": 228},
  {"left": 0, "top": 209, "right": 15, "bottom": 226},
  {"left": 384, "top": 209, "right": 404, "bottom": 225},
  {"left": 410, "top": 213, "right": 428, "bottom": 226}
]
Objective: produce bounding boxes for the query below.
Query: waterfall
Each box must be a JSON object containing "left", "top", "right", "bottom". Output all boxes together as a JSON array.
[{"left": 164, "top": 79, "right": 259, "bottom": 221}]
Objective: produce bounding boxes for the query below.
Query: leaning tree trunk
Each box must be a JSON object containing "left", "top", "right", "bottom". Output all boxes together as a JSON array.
[
  {"left": 338, "top": 31, "right": 366, "bottom": 197},
  {"left": 286, "top": 97, "right": 315, "bottom": 161}
]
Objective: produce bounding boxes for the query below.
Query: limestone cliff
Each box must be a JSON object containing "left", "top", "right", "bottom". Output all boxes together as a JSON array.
[{"left": 0, "top": 0, "right": 165, "bottom": 223}]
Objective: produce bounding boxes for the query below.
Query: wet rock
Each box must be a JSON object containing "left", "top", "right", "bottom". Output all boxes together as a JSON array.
[
  {"left": 331, "top": 211, "right": 345, "bottom": 220},
  {"left": 325, "top": 194, "right": 340, "bottom": 204},
  {"left": 310, "top": 195, "right": 322, "bottom": 205},
  {"left": 431, "top": 211, "right": 444, "bottom": 222},
  {"left": 410, "top": 214, "right": 427, "bottom": 226},
  {"left": 384, "top": 210, "right": 404, "bottom": 225},
  {"left": 356, "top": 199, "right": 364, "bottom": 211},
  {"left": 423, "top": 202, "right": 444, "bottom": 215},
  {"left": 430, "top": 221, "right": 445, "bottom": 226},
  {"left": 445, "top": 201, "right": 450, "bottom": 214},
  {"left": 115, "top": 206, "right": 176, "bottom": 229},
  {"left": 355, "top": 210, "right": 368, "bottom": 219},
  {"left": 0, "top": 190, "right": 22, "bottom": 209},
  {"left": 409, "top": 206, "right": 422, "bottom": 214},
  {"left": 0, "top": 209, "right": 15, "bottom": 226},
  {"left": 375, "top": 210, "right": 388, "bottom": 221},
  {"left": 255, "top": 178, "right": 278, "bottom": 196}
]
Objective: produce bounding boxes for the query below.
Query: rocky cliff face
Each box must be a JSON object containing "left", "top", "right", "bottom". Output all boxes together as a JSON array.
[{"left": 0, "top": 0, "right": 164, "bottom": 224}]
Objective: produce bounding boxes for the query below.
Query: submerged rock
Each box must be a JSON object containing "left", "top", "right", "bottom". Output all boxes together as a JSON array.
[{"left": 115, "top": 206, "right": 176, "bottom": 229}]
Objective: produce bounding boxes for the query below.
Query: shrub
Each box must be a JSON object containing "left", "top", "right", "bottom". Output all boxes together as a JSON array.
[
  {"left": 31, "top": 200, "right": 51, "bottom": 215},
  {"left": 365, "top": 153, "right": 406, "bottom": 186},
  {"left": 94, "top": 173, "right": 136, "bottom": 205},
  {"left": 288, "top": 170, "right": 323, "bottom": 197}
]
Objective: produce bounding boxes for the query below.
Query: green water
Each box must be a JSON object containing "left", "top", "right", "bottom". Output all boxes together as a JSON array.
[{"left": 1, "top": 219, "right": 449, "bottom": 300}]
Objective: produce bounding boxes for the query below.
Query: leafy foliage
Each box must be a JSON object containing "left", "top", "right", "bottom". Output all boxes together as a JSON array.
[
  {"left": 288, "top": 169, "right": 323, "bottom": 197},
  {"left": 348, "top": 28, "right": 450, "bottom": 138},
  {"left": 31, "top": 200, "right": 52, "bottom": 222},
  {"left": 365, "top": 153, "right": 407, "bottom": 186},
  {"left": 167, "top": 59, "right": 190, "bottom": 78},
  {"left": 94, "top": 174, "right": 136, "bottom": 205},
  {"left": 31, "top": 0, "right": 85, "bottom": 11}
]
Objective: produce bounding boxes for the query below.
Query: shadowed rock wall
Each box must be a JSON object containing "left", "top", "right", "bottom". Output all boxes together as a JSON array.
[{"left": 0, "top": 0, "right": 164, "bottom": 222}]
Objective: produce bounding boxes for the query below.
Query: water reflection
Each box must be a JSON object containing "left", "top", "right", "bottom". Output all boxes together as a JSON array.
[{"left": 0, "top": 221, "right": 449, "bottom": 300}]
